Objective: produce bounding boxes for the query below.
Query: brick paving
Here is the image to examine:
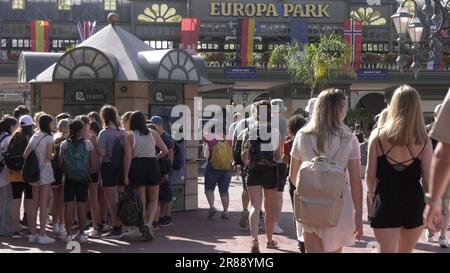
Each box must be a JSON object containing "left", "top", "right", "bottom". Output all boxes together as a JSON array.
[{"left": 0, "top": 176, "right": 449, "bottom": 253}]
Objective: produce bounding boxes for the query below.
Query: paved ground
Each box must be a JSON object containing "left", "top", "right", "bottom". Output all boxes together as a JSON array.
[{"left": 0, "top": 175, "right": 449, "bottom": 253}]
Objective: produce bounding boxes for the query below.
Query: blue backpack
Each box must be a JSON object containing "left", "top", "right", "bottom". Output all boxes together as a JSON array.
[{"left": 64, "top": 140, "right": 89, "bottom": 180}]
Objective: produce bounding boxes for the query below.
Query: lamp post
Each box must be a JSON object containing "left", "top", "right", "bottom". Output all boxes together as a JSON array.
[{"left": 391, "top": 0, "right": 450, "bottom": 76}]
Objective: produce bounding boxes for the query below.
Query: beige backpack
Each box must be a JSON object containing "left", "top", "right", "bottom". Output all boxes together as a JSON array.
[{"left": 294, "top": 135, "right": 351, "bottom": 227}]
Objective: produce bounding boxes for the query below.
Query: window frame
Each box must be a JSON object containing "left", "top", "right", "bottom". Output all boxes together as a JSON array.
[
  {"left": 11, "top": 0, "right": 25, "bottom": 10},
  {"left": 104, "top": 0, "right": 117, "bottom": 11},
  {"left": 58, "top": 0, "right": 72, "bottom": 11}
]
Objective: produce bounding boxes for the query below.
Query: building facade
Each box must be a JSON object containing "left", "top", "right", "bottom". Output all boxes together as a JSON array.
[{"left": 0, "top": 0, "right": 449, "bottom": 129}]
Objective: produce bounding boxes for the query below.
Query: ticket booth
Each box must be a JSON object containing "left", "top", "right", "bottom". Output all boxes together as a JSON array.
[{"left": 19, "top": 15, "right": 211, "bottom": 211}]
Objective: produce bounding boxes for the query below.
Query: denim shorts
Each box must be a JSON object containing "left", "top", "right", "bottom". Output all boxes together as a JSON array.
[{"left": 204, "top": 164, "right": 232, "bottom": 196}]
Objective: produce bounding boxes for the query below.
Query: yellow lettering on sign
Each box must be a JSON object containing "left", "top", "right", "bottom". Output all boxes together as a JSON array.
[
  {"left": 210, "top": 3, "right": 220, "bottom": 16},
  {"left": 245, "top": 3, "right": 256, "bottom": 17},
  {"left": 256, "top": 3, "right": 267, "bottom": 17},
  {"left": 293, "top": 4, "right": 304, "bottom": 17},
  {"left": 233, "top": 3, "right": 245, "bottom": 17},
  {"left": 283, "top": 4, "right": 294, "bottom": 17},
  {"left": 266, "top": 4, "right": 278, "bottom": 16},
  {"left": 318, "top": 4, "right": 330, "bottom": 17},
  {"left": 220, "top": 2, "right": 232, "bottom": 16},
  {"left": 305, "top": 4, "right": 317, "bottom": 17}
]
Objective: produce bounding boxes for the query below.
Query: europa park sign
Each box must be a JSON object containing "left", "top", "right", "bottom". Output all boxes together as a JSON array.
[{"left": 209, "top": 2, "right": 330, "bottom": 18}]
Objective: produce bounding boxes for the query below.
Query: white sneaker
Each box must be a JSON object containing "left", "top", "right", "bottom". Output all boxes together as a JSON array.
[
  {"left": 58, "top": 227, "right": 67, "bottom": 239},
  {"left": 123, "top": 227, "right": 142, "bottom": 238},
  {"left": 63, "top": 235, "right": 73, "bottom": 244},
  {"left": 273, "top": 223, "right": 284, "bottom": 235},
  {"left": 78, "top": 234, "right": 88, "bottom": 243},
  {"left": 84, "top": 227, "right": 100, "bottom": 238},
  {"left": 53, "top": 223, "right": 60, "bottom": 233},
  {"left": 28, "top": 234, "right": 38, "bottom": 243},
  {"left": 439, "top": 236, "right": 448, "bottom": 248},
  {"left": 425, "top": 229, "right": 434, "bottom": 242},
  {"left": 37, "top": 235, "right": 55, "bottom": 245}
]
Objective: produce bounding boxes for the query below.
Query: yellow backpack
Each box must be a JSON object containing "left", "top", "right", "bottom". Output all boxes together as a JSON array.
[{"left": 210, "top": 141, "right": 233, "bottom": 171}]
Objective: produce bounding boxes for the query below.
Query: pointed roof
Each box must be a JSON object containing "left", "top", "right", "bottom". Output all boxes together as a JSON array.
[
  {"left": 78, "top": 24, "right": 155, "bottom": 81},
  {"left": 30, "top": 17, "right": 210, "bottom": 85}
]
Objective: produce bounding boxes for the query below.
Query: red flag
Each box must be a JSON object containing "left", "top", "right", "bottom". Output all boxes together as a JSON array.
[
  {"left": 343, "top": 19, "right": 362, "bottom": 69},
  {"left": 240, "top": 18, "right": 256, "bottom": 67},
  {"left": 180, "top": 18, "right": 201, "bottom": 55},
  {"left": 30, "top": 20, "right": 50, "bottom": 52}
]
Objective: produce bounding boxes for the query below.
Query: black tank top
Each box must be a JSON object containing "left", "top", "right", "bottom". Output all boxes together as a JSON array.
[{"left": 375, "top": 137, "right": 427, "bottom": 198}]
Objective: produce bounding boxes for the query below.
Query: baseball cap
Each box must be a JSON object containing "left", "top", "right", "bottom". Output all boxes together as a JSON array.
[
  {"left": 149, "top": 116, "right": 164, "bottom": 126},
  {"left": 270, "top": 99, "right": 288, "bottom": 113},
  {"left": 19, "top": 115, "right": 35, "bottom": 127}
]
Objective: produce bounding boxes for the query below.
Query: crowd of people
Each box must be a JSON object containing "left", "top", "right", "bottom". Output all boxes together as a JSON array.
[
  {"left": 202, "top": 84, "right": 450, "bottom": 253},
  {"left": 0, "top": 83, "right": 449, "bottom": 253},
  {"left": 0, "top": 105, "right": 179, "bottom": 244}
]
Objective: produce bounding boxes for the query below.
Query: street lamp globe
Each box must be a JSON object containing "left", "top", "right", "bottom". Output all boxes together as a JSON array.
[
  {"left": 391, "top": 7, "right": 412, "bottom": 35},
  {"left": 408, "top": 18, "right": 424, "bottom": 43}
]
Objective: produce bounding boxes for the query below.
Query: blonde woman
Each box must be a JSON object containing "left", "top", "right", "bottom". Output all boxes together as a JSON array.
[
  {"left": 51, "top": 118, "right": 70, "bottom": 238},
  {"left": 366, "top": 85, "right": 432, "bottom": 252},
  {"left": 289, "top": 88, "right": 363, "bottom": 253}
]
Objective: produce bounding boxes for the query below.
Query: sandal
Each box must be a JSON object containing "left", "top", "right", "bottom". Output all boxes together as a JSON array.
[
  {"left": 251, "top": 240, "right": 260, "bottom": 253},
  {"left": 266, "top": 240, "right": 279, "bottom": 249}
]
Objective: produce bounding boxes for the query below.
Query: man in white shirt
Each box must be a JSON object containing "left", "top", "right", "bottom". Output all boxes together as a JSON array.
[{"left": 427, "top": 89, "right": 450, "bottom": 238}]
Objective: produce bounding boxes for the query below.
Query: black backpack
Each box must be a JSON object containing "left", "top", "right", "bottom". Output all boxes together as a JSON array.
[
  {"left": 247, "top": 124, "right": 275, "bottom": 171},
  {"left": 117, "top": 186, "right": 152, "bottom": 241},
  {"left": 4, "top": 134, "right": 28, "bottom": 171},
  {"left": 22, "top": 135, "right": 48, "bottom": 184},
  {"left": 233, "top": 119, "right": 248, "bottom": 166},
  {"left": 52, "top": 137, "right": 65, "bottom": 183},
  {"left": 0, "top": 134, "right": 10, "bottom": 173}
]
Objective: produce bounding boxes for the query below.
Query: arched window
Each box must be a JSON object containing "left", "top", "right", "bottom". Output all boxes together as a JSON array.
[{"left": 53, "top": 47, "right": 116, "bottom": 81}]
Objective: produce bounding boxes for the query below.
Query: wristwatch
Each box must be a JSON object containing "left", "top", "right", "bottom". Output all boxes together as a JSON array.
[{"left": 425, "top": 193, "right": 442, "bottom": 207}]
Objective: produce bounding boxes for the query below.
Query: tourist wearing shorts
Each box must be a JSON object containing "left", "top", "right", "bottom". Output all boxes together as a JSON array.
[
  {"left": 366, "top": 85, "right": 433, "bottom": 253},
  {"left": 76, "top": 115, "right": 101, "bottom": 238},
  {"left": 51, "top": 118, "right": 70, "bottom": 239},
  {"left": 24, "top": 114, "right": 56, "bottom": 245},
  {"left": 149, "top": 116, "right": 175, "bottom": 227},
  {"left": 203, "top": 130, "right": 232, "bottom": 220},
  {"left": 241, "top": 100, "right": 283, "bottom": 253},
  {"left": 97, "top": 105, "right": 126, "bottom": 238},
  {"left": 0, "top": 117, "right": 18, "bottom": 236},
  {"left": 124, "top": 111, "right": 168, "bottom": 240},
  {"left": 5, "top": 116, "right": 33, "bottom": 239},
  {"left": 60, "top": 119, "right": 96, "bottom": 244}
]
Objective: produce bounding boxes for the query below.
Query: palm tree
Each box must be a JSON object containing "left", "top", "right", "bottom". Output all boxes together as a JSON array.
[{"left": 268, "top": 33, "right": 355, "bottom": 97}]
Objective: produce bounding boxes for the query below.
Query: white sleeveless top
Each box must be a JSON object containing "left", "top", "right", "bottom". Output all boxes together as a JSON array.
[{"left": 132, "top": 130, "right": 156, "bottom": 158}]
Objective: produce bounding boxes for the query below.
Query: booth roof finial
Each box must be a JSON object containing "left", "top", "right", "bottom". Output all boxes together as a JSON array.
[{"left": 107, "top": 13, "right": 119, "bottom": 26}]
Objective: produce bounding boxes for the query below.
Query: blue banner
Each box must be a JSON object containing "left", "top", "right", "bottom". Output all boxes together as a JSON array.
[
  {"left": 224, "top": 67, "right": 257, "bottom": 78},
  {"left": 290, "top": 20, "right": 309, "bottom": 47},
  {"left": 357, "top": 69, "right": 389, "bottom": 80}
]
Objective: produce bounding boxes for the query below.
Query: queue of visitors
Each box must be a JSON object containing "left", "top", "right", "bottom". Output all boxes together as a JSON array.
[{"left": 0, "top": 83, "right": 450, "bottom": 253}]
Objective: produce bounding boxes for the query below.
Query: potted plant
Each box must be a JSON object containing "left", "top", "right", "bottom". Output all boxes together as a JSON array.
[
  {"left": 362, "top": 52, "right": 382, "bottom": 63},
  {"left": 384, "top": 52, "right": 398, "bottom": 65}
]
